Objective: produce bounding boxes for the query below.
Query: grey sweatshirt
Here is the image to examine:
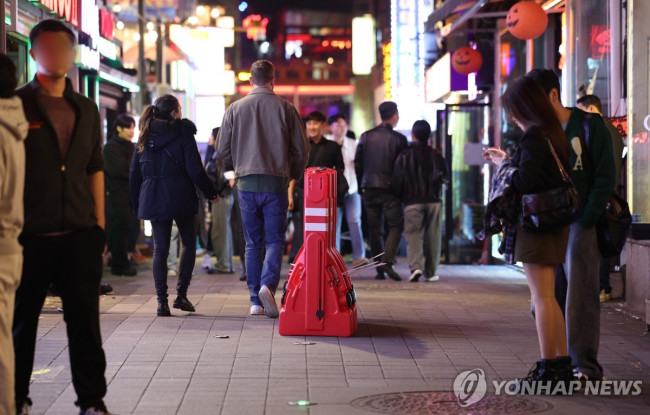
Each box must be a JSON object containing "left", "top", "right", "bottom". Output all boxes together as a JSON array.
[{"left": 0, "top": 96, "right": 28, "bottom": 254}]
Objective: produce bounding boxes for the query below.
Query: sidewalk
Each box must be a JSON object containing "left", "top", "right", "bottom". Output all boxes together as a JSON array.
[{"left": 28, "top": 260, "right": 650, "bottom": 414}]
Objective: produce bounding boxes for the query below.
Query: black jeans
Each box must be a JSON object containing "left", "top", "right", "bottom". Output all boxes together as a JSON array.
[
  {"left": 151, "top": 214, "right": 196, "bottom": 302},
  {"left": 363, "top": 190, "right": 404, "bottom": 267},
  {"left": 13, "top": 226, "right": 107, "bottom": 410},
  {"left": 108, "top": 191, "right": 133, "bottom": 270}
]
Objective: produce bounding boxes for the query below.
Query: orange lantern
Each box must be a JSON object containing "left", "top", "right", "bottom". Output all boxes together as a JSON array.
[
  {"left": 506, "top": 1, "right": 548, "bottom": 40},
  {"left": 451, "top": 47, "right": 483, "bottom": 75}
]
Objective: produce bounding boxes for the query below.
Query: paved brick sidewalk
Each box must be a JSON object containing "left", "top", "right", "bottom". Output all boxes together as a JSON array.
[{"left": 27, "top": 260, "right": 650, "bottom": 414}]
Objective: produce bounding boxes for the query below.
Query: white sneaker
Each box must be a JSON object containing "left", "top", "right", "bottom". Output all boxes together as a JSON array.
[
  {"left": 599, "top": 289, "right": 612, "bottom": 303},
  {"left": 258, "top": 285, "right": 279, "bottom": 318},
  {"left": 196, "top": 248, "right": 206, "bottom": 256},
  {"left": 167, "top": 269, "right": 178, "bottom": 278},
  {"left": 427, "top": 275, "right": 440, "bottom": 282},
  {"left": 409, "top": 269, "right": 423, "bottom": 282},
  {"left": 201, "top": 254, "right": 212, "bottom": 269},
  {"left": 250, "top": 305, "right": 265, "bottom": 315}
]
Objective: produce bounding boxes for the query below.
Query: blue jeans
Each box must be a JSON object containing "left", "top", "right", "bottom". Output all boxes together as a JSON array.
[
  {"left": 237, "top": 190, "right": 288, "bottom": 306},
  {"left": 549, "top": 222, "right": 603, "bottom": 378},
  {"left": 336, "top": 192, "right": 365, "bottom": 260}
]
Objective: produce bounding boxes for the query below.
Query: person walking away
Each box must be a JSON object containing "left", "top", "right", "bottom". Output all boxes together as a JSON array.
[
  {"left": 104, "top": 114, "right": 138, "bottom": 277},
  {"left": 392, "top": 120, "right": 448, "bottom": 283},
  {"left": 327, "top": 113, "right": 366, "bottom": 266},
  {"left": 485, "top": 76, "right": 573, "bottom": 388},
  {"left": 288, "top": 111, "right": 346, "bottom": 263},
  {"left": 12, "top": 20, "right": 111, "bottom": 415},
  {"left": 576, "top": 94, "right": 624, "bottom": 303},
  {"left": 0, "top": 53, "right": 28, "bottom": 415},
  {"left": 207, "top": 127, "right": 235, "bottom": 274},
  {"left": 130, "top": 95, "right": 218, "bottom": 316},
  {"left": 526, "top": 69, "right": 615, "bottom": 383},
  {"left": 218, "top": 60, "right": 309, "bottom": 318},
  {"left": 354, "top": 101, "right": 408, "bottom": 280}
]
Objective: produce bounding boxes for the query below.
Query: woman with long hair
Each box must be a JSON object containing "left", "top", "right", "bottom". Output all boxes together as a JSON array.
[
  {"left": 130, "top": 95, "right": 218, "bottom": 316},
  {"left": 484, "top": 76, "right": 573, "bottom": 387}
]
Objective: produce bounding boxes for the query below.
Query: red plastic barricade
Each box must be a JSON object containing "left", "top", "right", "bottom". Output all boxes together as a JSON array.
[{"left": 278, "top": 167, "right": 358, "bottom": 337}]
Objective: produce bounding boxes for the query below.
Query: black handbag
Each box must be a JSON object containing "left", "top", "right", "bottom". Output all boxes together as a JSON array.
[
  {"left": 520, "top": 137, "right": 581, "bottom": 233},
  {"left": 596, "top": 192, "right": 632, "bottom": 257}
]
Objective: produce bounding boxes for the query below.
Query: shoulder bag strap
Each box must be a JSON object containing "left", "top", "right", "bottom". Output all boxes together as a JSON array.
[{"left": 544, "top": 136, "right": 572, "bottom": 183}]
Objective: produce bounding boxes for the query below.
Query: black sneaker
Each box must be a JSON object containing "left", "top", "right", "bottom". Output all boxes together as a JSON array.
[
  {"left": 100, "top": 284, "right": 113, "bottom": 295},
  {"left": 157, "top": 301, "right": 171, "bottom": 316},
  {"left": 173, "top": 296, "right": 196, "bottom": 312},
  {"left": 383, "top": 264, "right": 402, "bottom": 281},
  {"left": 111, "top": 266, "right": 137, "bottom": 277}
]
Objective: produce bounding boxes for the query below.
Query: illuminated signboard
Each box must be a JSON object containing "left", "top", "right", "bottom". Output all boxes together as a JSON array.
[
  {"left": 382, "top": 43, "right": 391, "bottom": 99},
  {"left": 242, "top": 14, "right": 269, "bottom": 41},
  {"left": 99, "top": 8, "right": 115, "bottom": 41},
  {"left": 35, "top": 0, "right": 79, "bottom": 27},
  {"left": 98, "top": 37, "right": 118, "bottom": 60},
  {"left": 352, "top": 15, "right": 375, "bottom": 75}
]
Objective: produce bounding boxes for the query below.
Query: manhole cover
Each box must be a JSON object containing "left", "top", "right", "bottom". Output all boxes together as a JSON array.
[{"left": 350, "top": 391, "right": 553, "bottom": 415}]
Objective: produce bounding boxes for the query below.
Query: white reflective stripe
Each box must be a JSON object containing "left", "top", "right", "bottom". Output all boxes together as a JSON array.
[
  {"left": 304, "top": 208, "right": 327, "bottom": 217},
  {"left": 305, "top": 223, "right": 327, "bottom": 231}
]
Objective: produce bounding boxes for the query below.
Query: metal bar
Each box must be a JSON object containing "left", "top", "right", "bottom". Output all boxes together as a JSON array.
[{"left": 138, "top": 0, "right": 147, "bottom": 110}]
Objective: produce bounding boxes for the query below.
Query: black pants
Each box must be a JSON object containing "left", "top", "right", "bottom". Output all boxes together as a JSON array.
[
  {"left": 363, "top": 190, "right": 404, "bottom": 268},
  {"left": 288, "top": 188, "right": 304, "bottom": 261},
  {"left": 13, "top": 226, "right": 107, "bottom": 410},
  {"left": 108, "top": 191, "right": 134, "bottom": 270},
  {"left": 151, "top": 214, "right": 196, "bottom": 302}
]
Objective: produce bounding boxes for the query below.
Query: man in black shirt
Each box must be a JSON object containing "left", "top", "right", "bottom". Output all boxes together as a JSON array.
[
  {"left": 355, "top": 101, "right": 408, "bottom": 280},
  {"left": 288, "top": 111, "right": 345, "bottom": 261}
]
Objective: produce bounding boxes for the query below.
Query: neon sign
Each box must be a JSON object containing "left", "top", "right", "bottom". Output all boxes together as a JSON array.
[
  {"left": 242, "top": 14, "right": 269, "bottom": 41},
  {"left": 99, "top": 9, "right": 115, "bottom": 41}
]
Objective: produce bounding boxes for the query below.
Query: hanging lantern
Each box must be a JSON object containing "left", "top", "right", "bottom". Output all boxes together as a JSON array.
[
  {"left": 451, "top": 47, "right": 483, "bottom": 75},
  {"left": 506, "top": 1, "right": 549, "bottom": 40}
]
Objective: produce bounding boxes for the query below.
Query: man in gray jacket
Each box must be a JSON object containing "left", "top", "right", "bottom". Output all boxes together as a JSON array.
[
  {"left": 0, "top": 53, "right": 27, "bottom": 415},
  {"left": 218, "top": 60, "right": 309, "bottom": 318}
]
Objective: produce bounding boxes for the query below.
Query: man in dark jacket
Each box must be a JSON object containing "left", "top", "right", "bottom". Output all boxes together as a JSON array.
[
  {"left": 355, "top": 101, "right": 408, "bottom": 280},
  {"left": 527, "top": 69, "right": 615, "bottom": 383},
  {"left": 288, "top": 111, "right": 346, "bottom": 262},
  {"left": 13, "top": 20, "right": 110, "bottom": 415},
  {"left": 392, "top": 120, "right": 448, "bottom": 283},
  {"left": 104, "top": 114, "right": 137, "bottom": 276}
]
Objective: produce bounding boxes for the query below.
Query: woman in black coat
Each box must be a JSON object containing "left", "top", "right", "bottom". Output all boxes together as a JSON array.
[
  {"left": 130, "top": 95, "right": 218, "bottom": 316},
  {"left": 484, "top": 76, "right": 572, "bottom": 388}
]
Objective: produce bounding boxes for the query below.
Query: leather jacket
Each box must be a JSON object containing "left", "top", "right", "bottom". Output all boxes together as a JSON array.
[
  {"left": 354, "top": 123, "right": 407, "bottom": 192},
  {"left": 392, "top": 142, "right": 449, "bottom": 205}
]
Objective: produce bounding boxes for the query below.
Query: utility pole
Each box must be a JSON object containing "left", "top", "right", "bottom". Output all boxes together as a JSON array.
[{"left": 138, "top": 0, "right": 148, "bottom": 110}]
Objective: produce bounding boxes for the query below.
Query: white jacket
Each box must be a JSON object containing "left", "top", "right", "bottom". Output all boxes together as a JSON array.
[{"left": 0, "top": 96, "right": 28, "bottom": 254}]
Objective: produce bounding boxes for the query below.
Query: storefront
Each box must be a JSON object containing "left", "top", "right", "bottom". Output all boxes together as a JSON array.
[{"left": 3, "top": 0, "right": 44, "bottom": 84}]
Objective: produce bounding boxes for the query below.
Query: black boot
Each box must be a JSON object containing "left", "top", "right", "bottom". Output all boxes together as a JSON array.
[
  {"left": 173, "top": 296, "right": 195, "bottom": 312},
  {"left": 157, "top": 301, "right": 171, "bottom": 316},
  {"left": 510, "top": 359, "right": 558, "bottom": 394},
  {"left": 552, "top": 356, "right": 574, "bottom": 390}
]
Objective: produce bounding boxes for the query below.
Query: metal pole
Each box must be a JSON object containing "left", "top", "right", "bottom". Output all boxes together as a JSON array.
[
  {"left": 1, "top": 0, "right": 7, "bottom": 54},
  {"left": 155, "top": 18, "right": 163, "bottom": 84},
  {"left": 138, "top": 0, "right": 147, "bottom": 110}
]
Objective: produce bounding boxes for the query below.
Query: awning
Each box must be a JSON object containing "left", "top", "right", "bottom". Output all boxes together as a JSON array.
[{"left": 123, "top": 44, "right": 183, "bottom": 64}]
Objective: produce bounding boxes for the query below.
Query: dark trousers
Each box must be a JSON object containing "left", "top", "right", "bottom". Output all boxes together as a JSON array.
[
  {"left": 108, "top": 191, "right": 133, "bottom": 270},
  {"left": 13, "top": 226, "right": 107, "bottom": 410},
  {"left": 151, "top": 214, "right": 196, "bottom": 302},
  {"left": 363, "top": 190, "right": 404, "bottom": 267},
  {"left": 288, "top": 188, "right": 304, "bottom": 261},
  {"left": 599, "top": 256, "right": 612, "bottom": 294}
]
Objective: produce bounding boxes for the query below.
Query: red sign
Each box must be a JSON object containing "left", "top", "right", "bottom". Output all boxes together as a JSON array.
[
  {"left": 37, "top": 0, "right": 79, "bottom": 27},
  {"left": 242, "top": 14, "right": 269, "bottom": 41},
  {"left": 99, "top": 9, "right": 115, "bottom": 40},
  {"left": 590, "top": 25, "right": 611, "bottom": 59}
]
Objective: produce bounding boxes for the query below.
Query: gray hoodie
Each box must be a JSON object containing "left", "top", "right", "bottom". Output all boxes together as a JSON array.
[{"left": 0, "top": 96, "right": 28, "bottom": 254}]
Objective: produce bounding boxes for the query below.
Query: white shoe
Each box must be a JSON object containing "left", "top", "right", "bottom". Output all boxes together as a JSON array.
[
  {"left": 250, "top": 305, "right": 265, "bottom": 315},
  {"left": 258, "top": 285, "right": 279, "bottom": 318},
  {"left": 427, "top": 275, "right": 440, "bottom": 282},
  {"left": 409, "top": 269, "right": 422, "bottom": 282},
  {"left": 201, "top": 254, "right": 212, "bottom": 269},
  {"left": 167, "top": 269, "right": 178, "bottom": 278},
  {"left": 196, "top": 248, "right": 206, "bottom": 256}
]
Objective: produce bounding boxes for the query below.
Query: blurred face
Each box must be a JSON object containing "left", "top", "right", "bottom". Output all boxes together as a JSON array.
[
  {"left": 29, "top": 31, "right": 76, "bottom": 79},
  {"left": 330, "top": 117, "right": 348, "bottom": 138},
  {"left": 306, "top": 120, "right": 323, "bottom": 140},
  {"left": 117, "top": 123, "right": 135, "bottom": 141}
]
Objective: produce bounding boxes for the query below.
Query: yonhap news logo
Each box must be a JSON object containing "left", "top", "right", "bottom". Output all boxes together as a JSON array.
[
  {"left": 453, "top": 369, "right": 487, "bottom": 407},
  {"left": 453, "top": 368, "right": 643, "bottom": 406}
]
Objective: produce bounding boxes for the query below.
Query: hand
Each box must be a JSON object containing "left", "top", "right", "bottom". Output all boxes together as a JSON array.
[
  {"left": 211, "top": 196, "right": 220, "bottom": 204},
  {"left": 229, "top": 178, "right": 235, "bottom": 188},
  {"left": 483, "top": 147, "right": 509, "bottom": 166},
  {"left": 288, "top": 195, "right": 294, "bottom": 211}
]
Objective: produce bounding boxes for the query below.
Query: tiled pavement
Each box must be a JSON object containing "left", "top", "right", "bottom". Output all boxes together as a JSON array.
[{"left": 27, "top": 260, "right": 650, "bottom": 414}]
